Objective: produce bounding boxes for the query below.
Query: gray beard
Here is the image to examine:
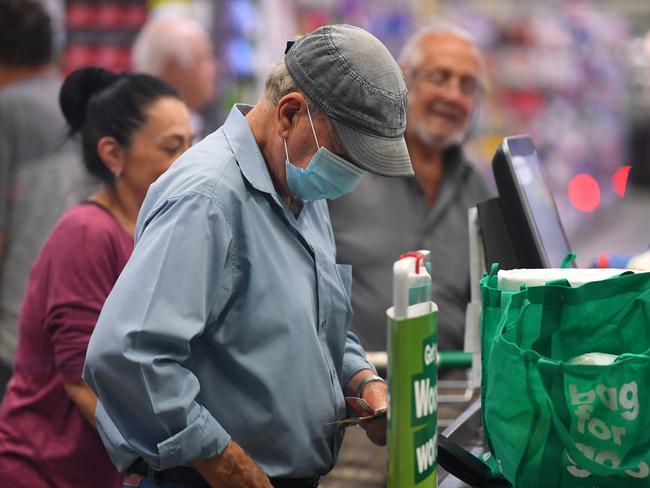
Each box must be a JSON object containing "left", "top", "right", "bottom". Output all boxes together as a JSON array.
[{"left": 413, "top": 120, "right": 466, "bottom": 149}]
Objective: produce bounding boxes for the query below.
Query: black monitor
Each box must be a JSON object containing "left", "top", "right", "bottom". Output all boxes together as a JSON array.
[{"left": 479, "top": 134, "right": 574, "bottom": 269}]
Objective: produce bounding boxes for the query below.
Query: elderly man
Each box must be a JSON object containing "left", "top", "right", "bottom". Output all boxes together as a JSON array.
[
  {"left": 132, "top": 14, "right": 218, "bottom": 137},
  {"left": 84, "top": 24, "right": 412, "bottom": 488},
  {"left": 329, "top": 21, "right": 494, "bottom": 354}
]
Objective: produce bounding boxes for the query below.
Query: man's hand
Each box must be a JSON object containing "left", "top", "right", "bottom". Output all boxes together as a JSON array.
[
  {"left": 192, "top": 441, "right": 273, "bottom": 488},
  {"left": 359, "top": 380, "right": 388, "bottom": 445},
  {"left": 346, "top": 370, "right": 388, "bottom": 446}
]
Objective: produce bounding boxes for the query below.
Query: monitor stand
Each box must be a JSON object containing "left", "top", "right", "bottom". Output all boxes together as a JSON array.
[{"left": 477, "top": 196, "right": 521, "bottom": 271}]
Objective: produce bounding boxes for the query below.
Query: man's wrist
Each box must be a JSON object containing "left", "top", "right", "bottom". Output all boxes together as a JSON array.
[{"left": 354, "top": 374, "right": 385, "bottom": 398}]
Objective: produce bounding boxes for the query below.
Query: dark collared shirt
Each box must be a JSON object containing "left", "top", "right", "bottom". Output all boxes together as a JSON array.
[{"left": 329, "top": 147, "right": 493, "bottom": 351}]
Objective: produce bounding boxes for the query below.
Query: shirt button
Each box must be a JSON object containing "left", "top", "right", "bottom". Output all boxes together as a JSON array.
[
  {"left": 319, "top": 266, "right": 325, "bottom": 276},
  {"left": 321, "top": 319, "right": 327, "bottom": 328}
]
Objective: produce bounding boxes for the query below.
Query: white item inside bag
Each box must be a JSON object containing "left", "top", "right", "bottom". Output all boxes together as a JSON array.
[
  {"left": 497, "top": 268, "right": 633, "bottom": 291},
  {"left": 567, "top": 352, "right": 619, "bottom": 366}
]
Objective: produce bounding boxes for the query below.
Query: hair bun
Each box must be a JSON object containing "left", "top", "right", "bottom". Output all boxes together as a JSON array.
[{"left": 59, "top": 67, "right": 118, "bottom": 134}]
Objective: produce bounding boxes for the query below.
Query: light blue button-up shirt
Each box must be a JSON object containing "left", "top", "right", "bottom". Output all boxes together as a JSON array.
[{"left": 83, "top": 105, "right": 374, "bottom": 478}]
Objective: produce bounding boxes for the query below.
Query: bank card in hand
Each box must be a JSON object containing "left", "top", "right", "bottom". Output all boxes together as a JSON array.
[{"left": 325, "top": 397, "right": 388, "bottom": 427}]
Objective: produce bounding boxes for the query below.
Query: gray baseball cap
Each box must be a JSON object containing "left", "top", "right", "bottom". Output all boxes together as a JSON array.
[{"left": 285, "top": 24, "right": 413, "bottom": 177}]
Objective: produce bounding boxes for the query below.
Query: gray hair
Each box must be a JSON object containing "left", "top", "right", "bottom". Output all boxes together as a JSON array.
[
  {"left": 398, "top": 20, "right": 483, "bottom": 76},
  {"left": 132, "top": 16, "right": 205, "bottom": 75},
  {"left": 264, "top": 59, "right": 302, "bottom": 108},
  {"left": 264, "top": 39, "right": 319, "bottom": 113}
]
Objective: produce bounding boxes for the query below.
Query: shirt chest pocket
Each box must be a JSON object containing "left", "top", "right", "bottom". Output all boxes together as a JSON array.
[
  {"left": 335, "top": 263, "right": 352, "bottom": 303},
  {"left": 331, "top": 263, "right": 353, "bottom": 330}
]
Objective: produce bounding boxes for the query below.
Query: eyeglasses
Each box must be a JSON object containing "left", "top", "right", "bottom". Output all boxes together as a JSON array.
[{"left": 411, "top": 68, "right": 481, "bottom": 97}]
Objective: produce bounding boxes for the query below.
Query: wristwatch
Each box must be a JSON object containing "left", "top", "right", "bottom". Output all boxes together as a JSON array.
[{"left": 355, "top": 374, "right": 386, "bottom": 398}]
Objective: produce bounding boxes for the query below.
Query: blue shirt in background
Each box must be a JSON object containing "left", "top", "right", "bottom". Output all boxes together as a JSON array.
[{"left": 83, "top": 105, "right": 374, "bottom": 478}]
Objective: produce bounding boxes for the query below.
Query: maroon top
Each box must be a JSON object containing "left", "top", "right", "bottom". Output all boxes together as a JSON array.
[{"left": 0, "top": 202, "right": 132, "bottom": 487}]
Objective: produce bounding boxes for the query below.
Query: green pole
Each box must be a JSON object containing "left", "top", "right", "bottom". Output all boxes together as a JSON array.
[{"left": 438, "top": 351, "right": 473, "bottom": 369}]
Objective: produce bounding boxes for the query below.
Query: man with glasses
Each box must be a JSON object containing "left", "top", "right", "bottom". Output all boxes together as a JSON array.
[{"left": 329, "top": 21, "right": 493, "bottom": 355}]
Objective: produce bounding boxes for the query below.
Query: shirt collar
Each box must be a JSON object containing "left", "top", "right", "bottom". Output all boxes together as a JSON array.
[
  {"left": 223, "top": 104, "right": 323, "bottom": 221},
  {"left": 442, "top": 144, "right": 471, "bottom": 183},
  {"left": 223, "top": 104, "right": 277, "bottom": 196},
  {"left": 405, "top": 144, "right": 470, "bottom": 190}
]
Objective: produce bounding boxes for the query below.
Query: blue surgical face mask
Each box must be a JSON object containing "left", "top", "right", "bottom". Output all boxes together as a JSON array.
[{"left": 284, "top": 104, "right": 365, "bottom": 201}]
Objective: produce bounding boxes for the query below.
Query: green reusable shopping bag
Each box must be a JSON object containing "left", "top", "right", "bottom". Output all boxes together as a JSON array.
[
  {"left": 479, "top": 262, "right": 536, "bottom": 462},
  {"left": 478, "top": 255, "right": 576, "bottom": 456},
  {"left": 483, "top": 269, "right": 650, "bottom": 487},
  {"left": 479, "top": 254, "right": 577, "bottom": 381}
]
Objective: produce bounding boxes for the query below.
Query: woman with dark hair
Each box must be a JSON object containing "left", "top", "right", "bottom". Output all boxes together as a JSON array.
[{"left": 0, "top": 67, "right": 193, "bottom": 487}]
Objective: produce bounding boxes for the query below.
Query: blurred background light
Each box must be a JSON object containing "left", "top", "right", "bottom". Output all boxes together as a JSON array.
[{"left": 568, "top": 173, "right": 601, "bottom": 213}]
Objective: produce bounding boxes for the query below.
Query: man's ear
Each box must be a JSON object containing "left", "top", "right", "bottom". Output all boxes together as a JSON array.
[
  {"left": 97, "top": 136, "right": 126, "bottom": 177},
  {"left": 276, "top": 92, "right": 306, "bottom": 139}
]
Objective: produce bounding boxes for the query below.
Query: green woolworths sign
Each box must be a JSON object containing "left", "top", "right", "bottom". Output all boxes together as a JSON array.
[{"left": 387, "top": 302, "right": 438, "bottom": 488}]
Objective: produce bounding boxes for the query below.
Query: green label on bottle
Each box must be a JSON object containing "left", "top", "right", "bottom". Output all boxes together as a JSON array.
[
  {"left": 387, "top": 304, "right": 437, "bottom": 488},
  {"left": 413, "top": 420, "right": 437, "bottom": 483},
  {"left": 411, "top": 335, "right": 437, "bottom": 427}
]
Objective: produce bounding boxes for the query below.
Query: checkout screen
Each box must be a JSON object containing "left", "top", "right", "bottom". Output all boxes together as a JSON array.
[{"left": 508, "top": 139, "right": 572, "bottom": 268}]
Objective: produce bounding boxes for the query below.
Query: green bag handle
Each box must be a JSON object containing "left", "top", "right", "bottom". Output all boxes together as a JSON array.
[
  {"left": 560, "top": 252, "right": 576, "bottom": 269},
  {"left": 529, "top": 359, "right": 647, "bottom": 477},
  {"left": 484, "top": 255, "right": 575, "bottom": 292},
  {"left": 485, "top": 262, "right": 500, "bottom": 289},
  {"left": 545, "top": 278, "right": 571, "bottom": 288},
  {"left": 543, "top": 252, "right": 575, "bottom": 288}
]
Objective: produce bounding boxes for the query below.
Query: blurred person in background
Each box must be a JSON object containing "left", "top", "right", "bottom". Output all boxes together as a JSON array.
[
  {"left": 0, "top": 67, "right": 193, "bottom": 488},
  {"left": 132, "top": 13, "right": 218, "bottom": 139},
  {"left": 0, "top": 0, "right": 91, "bottom": 375},
  {"left": 329, "top": 20, "right": 493, "bottom": 353}
]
